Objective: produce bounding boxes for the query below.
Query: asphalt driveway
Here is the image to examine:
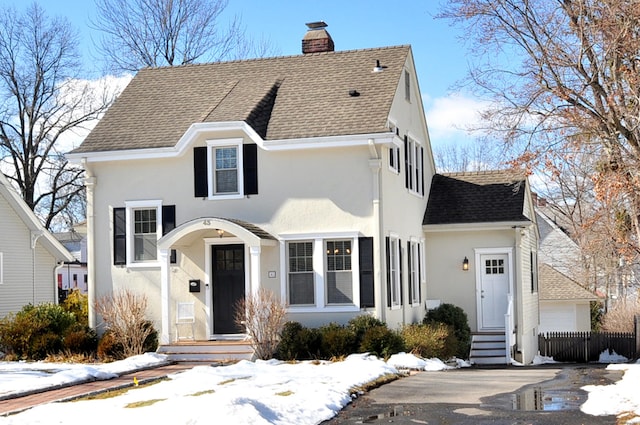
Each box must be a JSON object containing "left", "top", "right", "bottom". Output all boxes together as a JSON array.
[{"left": 324, "top": 364, "right": 622, "bottom": 425}]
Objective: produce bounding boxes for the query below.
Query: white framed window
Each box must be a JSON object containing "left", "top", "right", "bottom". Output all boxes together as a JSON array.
[
  {"left": 389, "top": 235, "right": 401, "bottom": 308},
  {"left": 326, "top": 240, "right": 353, "bottom": 305},
  {"left": 406, "top": 135, "right": 424, "bottom": 196},
  {"left": 408, "top": 239, "right": 423, "bottom": 305},
  {"left": 282, "top": 232, "right": 360, "bottom": 312},
  {"left": 0, "top": 252, "right": 3, "bottom": 284},
  {"left": 207, "top": 139, "right": 243, "bottom": 199},
  {"left": 287, "top": 241, "right": 315, "bottom": 306},
  {"left": 125, "top": 200, "right": 163, "bottom": 267}
]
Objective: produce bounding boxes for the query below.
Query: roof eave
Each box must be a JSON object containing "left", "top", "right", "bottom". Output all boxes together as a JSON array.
[{"left": 423, "top": 219, "right": 532, "bottom": 233}]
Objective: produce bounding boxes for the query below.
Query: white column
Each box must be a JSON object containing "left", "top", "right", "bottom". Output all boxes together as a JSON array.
[
  {"left": 84, "top": 173, "right": 97, "bottom": 329},
  {"left": 159, "top": 249, "right": 171, "bottom": 344},
  {"left": 249, "top": 246, "right": 261, "bottom": 295}
]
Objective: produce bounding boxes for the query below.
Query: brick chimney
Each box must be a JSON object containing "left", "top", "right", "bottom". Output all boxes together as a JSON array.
[{"left": 302, "top": 21, "right": 334, "bottom": 54}]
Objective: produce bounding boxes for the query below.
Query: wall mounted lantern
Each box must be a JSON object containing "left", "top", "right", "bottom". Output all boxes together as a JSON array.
[
  {"left": 462, "top": 256, "right": 469, "bottom": 271},
  {"left": 217, "top": 229, "right": 224, "bottom": 238}
]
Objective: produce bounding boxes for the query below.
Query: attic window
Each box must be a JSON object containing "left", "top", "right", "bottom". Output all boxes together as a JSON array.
[{"left": 404, "top": 70, "right": 411, "bottom": 102}]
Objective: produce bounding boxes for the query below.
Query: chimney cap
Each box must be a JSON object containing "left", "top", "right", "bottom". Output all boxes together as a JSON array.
[{"left": 305, "top": 21, "right": 328, "bottom": 30}]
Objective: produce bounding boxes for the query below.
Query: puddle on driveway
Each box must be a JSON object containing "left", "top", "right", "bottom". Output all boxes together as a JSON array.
[
  {"left": 361, "top": 405, "right": 415, "bottom": 423},
  {"left": 511, "top": 387, "right": 586, "bottom": 411}
]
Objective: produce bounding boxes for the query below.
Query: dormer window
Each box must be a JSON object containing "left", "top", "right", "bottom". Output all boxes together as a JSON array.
[{"left": 193, "top": 139, "right": 258, "bottom": 200}]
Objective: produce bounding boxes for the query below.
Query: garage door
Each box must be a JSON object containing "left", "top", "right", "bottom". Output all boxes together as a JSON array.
[{"left": 539, "top": 303, "right": 576, "bottom": 333}]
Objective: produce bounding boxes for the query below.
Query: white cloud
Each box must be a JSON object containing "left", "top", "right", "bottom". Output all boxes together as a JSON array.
[{"left": 424, "top": 92, "right": 489, "bottom": 146}]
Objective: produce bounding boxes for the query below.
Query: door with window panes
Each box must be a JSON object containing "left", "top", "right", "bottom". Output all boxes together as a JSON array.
[
  {"left": 479, "top": 254, "right": 509, "bottom": 329},
  {"left": 212, "top": 244, "right": 245, "bottom": 334}
]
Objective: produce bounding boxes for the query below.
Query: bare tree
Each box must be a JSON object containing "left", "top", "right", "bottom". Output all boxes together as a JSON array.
[
  {"left": 234, "top": 288, "right": 288, "bottom": 360},
  {"left": 92, "top": 0, "right": 274, "bottom": 72},
  {"left": 433, "top": 139, "right": 507, "bottom": 173},
  {"left": 440, "top": 0, "right": 640, "bottom": 255},
  {"left": 0, "top": 3, "right": 113, "bottom": 230}
]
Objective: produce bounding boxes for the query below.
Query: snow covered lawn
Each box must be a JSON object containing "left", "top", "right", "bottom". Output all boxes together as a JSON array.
[{"left": 0, "top": 353, "right": 452, "bottom": 425}]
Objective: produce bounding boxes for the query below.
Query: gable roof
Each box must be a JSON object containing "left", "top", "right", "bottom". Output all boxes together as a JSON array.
[
  {"left": 0, "top": 173, "right": 73, "bottom": 261},
  {"left": 539, "top": 264, "right": 599, "bottom": 301},
  {"left": 72, "top": 46, "right": 411, "bottom": 154},
  {"left": 423, "top": 170, "right": 530, "bottom": 225}
]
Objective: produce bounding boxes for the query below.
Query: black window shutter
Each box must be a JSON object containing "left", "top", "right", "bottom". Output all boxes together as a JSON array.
[
  {"left": 359, "top": 237, "right": 375, "bottom": 308},
  {"left": 113, "top": 207, "right": 126, "bottom": 265},
  {"left": 162, "top": 205, "right": 177, "bottom": 264},
  {"left": 404, "top": 136, "right": 409, "bottom": 189},
  {"left": 385, "top": 236, "right": 391, "bottom": 308},
  {"left": 407, "top": 241, "right": 412, "bottom": 304},
  {"left": 420, "top": 146, "right": 425, "bottom": 195},
  {"left": 193, "top": 146, "right": 208, "bottom": 197},
  {"left": 399, "top": 239, "right": 404, "bottom": 305},
  {"left": 243, "top": 144, "right": 258, "bottom": 195}
]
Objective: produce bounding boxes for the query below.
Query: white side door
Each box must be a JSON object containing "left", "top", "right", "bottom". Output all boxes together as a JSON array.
[{"left": 479, "top": 254, "right": 510, "bottom": 329}]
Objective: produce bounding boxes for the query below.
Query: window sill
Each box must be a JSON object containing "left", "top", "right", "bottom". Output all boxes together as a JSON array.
[
  {"left": 126, "top": 262, "right": 161, "bottom": 270},
  {"left": 287, "top": 305, "right": 360, "bottom": 314},
  {"left": 207, "top": 193, "right": 244, "bottom": 201}
]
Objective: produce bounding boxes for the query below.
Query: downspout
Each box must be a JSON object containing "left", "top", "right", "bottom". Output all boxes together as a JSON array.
[
  {"left": 368, "top": 139, "right": 384, "bottom": 322},
  {"left": 83, "top": 159, "right": 97, "bottom": 329},
  {"left": 514, "top": 226, "right": 523, "bottom": 362},
  {"left": 54, "top": 261, "right": 64, "bottom": 304}
]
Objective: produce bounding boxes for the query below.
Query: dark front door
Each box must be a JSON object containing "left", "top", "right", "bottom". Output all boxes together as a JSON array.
[{"left": 212, "top": 244, "right": 245, "bottom": 334}]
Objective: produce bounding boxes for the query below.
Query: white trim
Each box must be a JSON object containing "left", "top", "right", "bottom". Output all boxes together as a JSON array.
[
  {"left": 281, "top": 232, "right": 361, "bottom": 313},
  {"left": 408, "top": 237, "right": 421, "bottom": 306},
  {"left": 474, "top": 247, "right": 514, "bottom": 331},
  {"left": 423, "top": 221, "right": 532, "bottom": 232},
  {"left": 67, "top": 119, "right": 398, "bottom": 163},
  {"left": 124, "top": 199, "right": 163, "bottom": 268}
]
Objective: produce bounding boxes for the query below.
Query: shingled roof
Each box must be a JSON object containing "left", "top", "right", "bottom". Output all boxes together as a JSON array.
[
  {"left": 423, "top": 170, "right": 529, "bottom": 225},
  {"left": 539, "top": 264, "right": 598, "bottom": 301},
  {"left": 72, "top": 46, "right": 411, "bottom": 154}
]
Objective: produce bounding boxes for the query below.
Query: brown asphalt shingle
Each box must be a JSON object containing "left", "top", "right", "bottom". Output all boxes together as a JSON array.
[
  {"left": 423, "top": 170, "right": 530, "bottom": 225},
  {"left": 72, "top": 46, "right": 411, "bottom": 154},
  {"left": 539, "top": 264, "right": 599, "bottom": 301}
]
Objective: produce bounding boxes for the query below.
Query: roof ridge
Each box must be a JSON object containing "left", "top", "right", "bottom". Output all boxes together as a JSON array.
[
  {"left": 440, "top": 169, "right": 523, "bottom": 177},
  {"left": 139, "top": 45, "right": 412, "bottom": 71}
]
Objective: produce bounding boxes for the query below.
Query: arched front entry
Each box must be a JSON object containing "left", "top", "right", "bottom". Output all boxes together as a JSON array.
[{"left": 157, "top": 217, "right": 277, "bottom": 344}]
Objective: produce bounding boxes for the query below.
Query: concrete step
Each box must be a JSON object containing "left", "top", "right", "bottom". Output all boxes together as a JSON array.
[{"left": 157, "top": 341, "right": 255, "bottom": 363}]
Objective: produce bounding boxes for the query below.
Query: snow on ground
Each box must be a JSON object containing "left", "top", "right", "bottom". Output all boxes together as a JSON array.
[
  {"left": 2, "top": 350, "right": 639, "bottom": 424},
  {"left": 582, "top": 360, "right": 640, "bottom": 419},
  {"left": 0, "top": 353, "right": 168, "bottom": 398},
  {"left": 0, "top": 353, "right": 444, "bottom": 425}
]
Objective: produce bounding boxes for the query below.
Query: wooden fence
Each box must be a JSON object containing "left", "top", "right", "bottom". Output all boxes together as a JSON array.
[{"left": 538, "top": 331, "right": 637, "bottom": 363}]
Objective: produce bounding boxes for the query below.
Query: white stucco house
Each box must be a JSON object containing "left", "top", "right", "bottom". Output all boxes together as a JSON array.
[
  {"left": 0, "top": 172, "right": 74, "bottom": 318},
  {"left": 68, "top": 23, "right": 540, "bottom": 364}
]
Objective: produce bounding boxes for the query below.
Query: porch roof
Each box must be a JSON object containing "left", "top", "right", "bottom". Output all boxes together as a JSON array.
[{"left": 158, "top": 217, "right": 277, "bottom": 250}]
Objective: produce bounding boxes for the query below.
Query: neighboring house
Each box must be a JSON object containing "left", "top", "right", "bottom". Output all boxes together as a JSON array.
[
  {"left": 423, "top": 171, "right": 540, "bottom": 364},
  {"left": 68, "top": 22, "right": 540, "bottom": 364},
  {"left": 54, "top": 224, "right": 88, "bottom": 299},
  {"left": 536, "top": 206, "right": 599, "bottom": 332},
  {"left": 538, "top": 264, "right": 598, "bottom": 333},
  {"left": 0, "top": 172, "right": 74, "bottom": 318}
]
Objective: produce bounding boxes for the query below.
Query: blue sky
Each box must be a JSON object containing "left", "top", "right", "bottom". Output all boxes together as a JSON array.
[{"left": 2, "top": 0, "right": 484, "bottom": 150}]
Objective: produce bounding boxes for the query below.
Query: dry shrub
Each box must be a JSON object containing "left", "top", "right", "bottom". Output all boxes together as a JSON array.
[
  {"left": 234, "top": 288, "right": 287, "bottom": 360},
  {"left": 94, "top": 289, "right": 156, "bottom": 359},
  {"left": 601, "top": 301, "right": 640, "bottom": 332},
  {"left": 401, "top": 323, "right": 458, "bottom": 359}
]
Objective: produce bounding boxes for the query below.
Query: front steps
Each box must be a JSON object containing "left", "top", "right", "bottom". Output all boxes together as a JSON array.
[
  {"left": 157, "top": 340, "right": 255, "bottom": 365},
  {"left": 469, "top": 332, "right": 509, "bottom": 365}
]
